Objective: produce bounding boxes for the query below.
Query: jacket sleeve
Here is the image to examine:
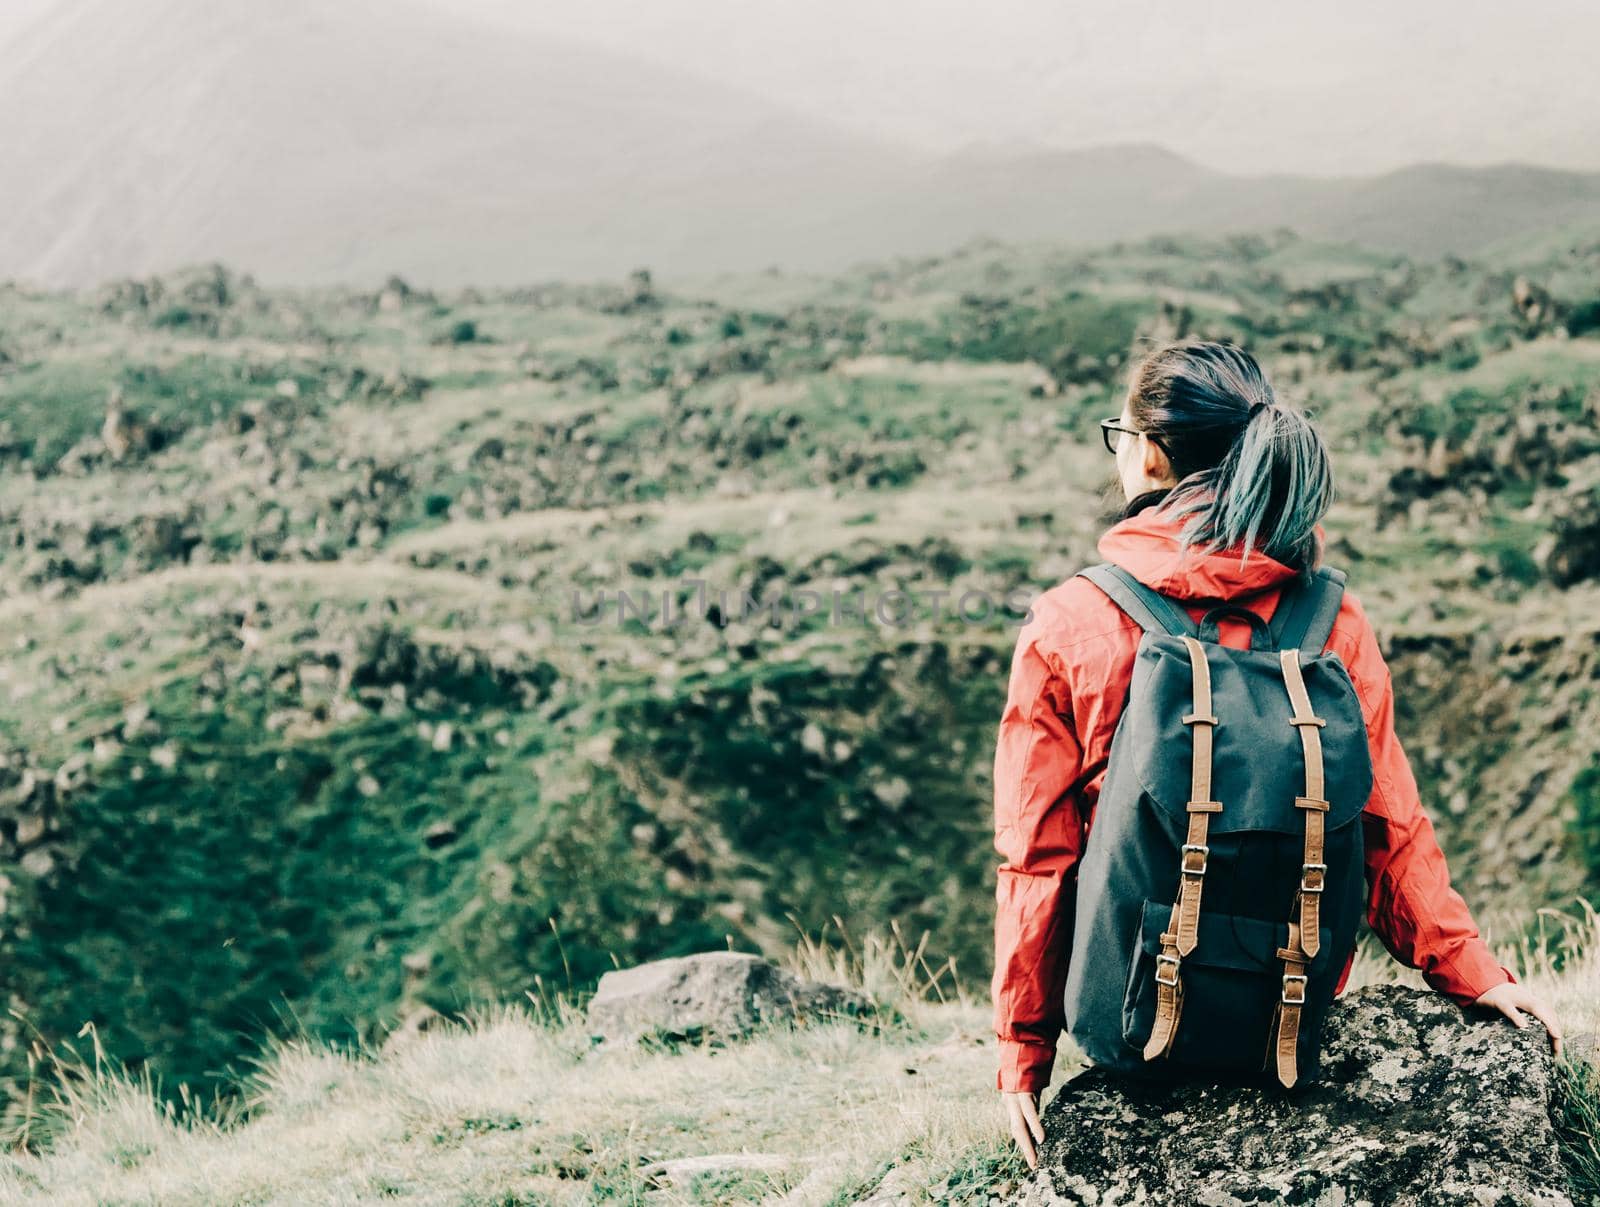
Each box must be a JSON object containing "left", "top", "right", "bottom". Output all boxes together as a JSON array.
[
  {"left": 992, "top": 614, "right": 1084, "bottom": 1094},
  {"left": 1346, "top": 605, "right": 1515, "bottom": 1006}
]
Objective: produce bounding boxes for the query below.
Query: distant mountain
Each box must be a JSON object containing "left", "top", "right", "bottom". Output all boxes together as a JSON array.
[
  {"left": 0, "top": 0, "right": 916, "bottom": 287},
  {"left": 1305, "top": 163, "right": 1600, "bottom": 257},
  {"left": 864, "top": 152, "right": 1600, "bottom": 265},
  {"left": 3, "top": 0, "right": 1599, "bottom": 287}
]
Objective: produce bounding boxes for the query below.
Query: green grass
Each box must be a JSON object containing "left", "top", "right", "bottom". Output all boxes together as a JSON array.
[
  {"left": 1, "top": 672, "right": 538, "bottom": 1101},
  {"left": 1569, "top": 765, "right": 1600, "bottom": 896},
  {"left": 1556, "top": 1057, "right": 1600, "bottom": 1203},
  {"left": 0, "top": 352, "right": 331, "bottom": 467}
]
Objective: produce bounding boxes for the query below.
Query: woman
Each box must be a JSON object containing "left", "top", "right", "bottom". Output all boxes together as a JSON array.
[{"left": 992, "top": 340, "right": 1561, "bottom": 1169}]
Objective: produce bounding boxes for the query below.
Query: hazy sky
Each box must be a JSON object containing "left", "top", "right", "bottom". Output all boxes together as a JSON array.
[{"left": 6, "top": 0, "right": 1597, "bottom": 176}]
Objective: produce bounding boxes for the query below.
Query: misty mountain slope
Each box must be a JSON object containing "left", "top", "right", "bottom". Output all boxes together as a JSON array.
[
  {"left": 5, "top": 1, "right": 1600, "bottom": 286},
  {"left": 859, "top": 151, "right": 1600, "bottom": 265},
  {"left": 0, "top": 0, "right": 918, "bottom": 286},
  {"left": 1304, "top": 163, "right": 1600, "bottom": 258}
]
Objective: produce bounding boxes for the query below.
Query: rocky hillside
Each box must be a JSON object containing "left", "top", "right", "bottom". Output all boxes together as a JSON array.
[{"left": 1, "top": 227, "right": 1600, "bottom": 1109}]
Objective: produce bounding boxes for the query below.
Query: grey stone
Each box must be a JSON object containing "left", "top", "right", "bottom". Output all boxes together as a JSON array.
[
  {"left": 586, "top": 951, "right": 870, "bottom": 1044},
  {"left": 640, "top": 1152, "right": 790, "bottom": 1187},
  {"left": 379, "top": 1005, "right": 445, "bottom": 1055},
  {"left": 856, "top": 1159, "right": 935, "bottom": 1204},
  {"left": 1019, "top": 985, "right": 1571, "bottom": 1207}
]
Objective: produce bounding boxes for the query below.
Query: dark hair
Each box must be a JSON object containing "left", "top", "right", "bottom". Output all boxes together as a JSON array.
[{"left": 1123, "top": 340, "right": 1333, "bottom": 569}]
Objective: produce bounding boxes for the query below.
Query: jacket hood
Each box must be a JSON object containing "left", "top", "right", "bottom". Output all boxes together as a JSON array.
[{"left": 1097, "top": 505, "right": 1319, "bottom": 601}]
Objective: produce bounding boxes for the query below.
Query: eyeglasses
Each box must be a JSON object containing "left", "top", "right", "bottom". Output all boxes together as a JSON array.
[{"left": 1099, "top": 417, "right": 1167, "bottom": 456}]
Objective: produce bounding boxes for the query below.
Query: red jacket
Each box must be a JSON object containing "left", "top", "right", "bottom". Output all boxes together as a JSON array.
[{"left": 992, "top": 507, "right": 1515, "bottom": 1094}]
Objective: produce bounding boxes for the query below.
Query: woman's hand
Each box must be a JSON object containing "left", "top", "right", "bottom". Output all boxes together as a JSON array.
[
  {"left": 1473, "top": 981, "right": 1563, "bottom": 1058},
  {"left": 1002, "top": 1090, "right": 1045, "bottom": 1170}
]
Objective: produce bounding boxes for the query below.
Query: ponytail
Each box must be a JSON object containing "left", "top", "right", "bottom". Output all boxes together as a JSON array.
[{"left": 1127, "top": 341, "right": 1333, "bottom": 569}]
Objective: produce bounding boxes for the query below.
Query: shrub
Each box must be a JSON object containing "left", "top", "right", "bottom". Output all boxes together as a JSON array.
[{"left": 1566, "top": 298, "right": 1600, "bottom": 339}]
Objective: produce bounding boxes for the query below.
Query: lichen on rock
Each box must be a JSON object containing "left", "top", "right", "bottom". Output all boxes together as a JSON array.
[{"left": 1019, "top": 985, "right": 1571, "bottom": 1206}]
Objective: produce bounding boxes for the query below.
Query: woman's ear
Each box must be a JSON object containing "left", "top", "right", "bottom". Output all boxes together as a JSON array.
[{"left": 1141, "top": 434, "right": 1175, "bottom": 488}]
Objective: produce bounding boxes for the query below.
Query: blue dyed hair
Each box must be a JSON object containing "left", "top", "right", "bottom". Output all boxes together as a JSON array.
[{"left": 1126, "top": 340, "right": 1333, "bottom": 569}]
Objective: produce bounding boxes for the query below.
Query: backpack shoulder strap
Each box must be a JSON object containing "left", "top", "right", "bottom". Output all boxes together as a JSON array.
[
  {"left": 1077, "top": 563, "right": 1199, "bottom": 638},
  {"left": 1269, "top": 566, "right": 1347, "bottom": 654}
]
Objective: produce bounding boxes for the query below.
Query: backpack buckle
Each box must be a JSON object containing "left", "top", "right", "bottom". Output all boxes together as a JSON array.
[
  {"left": 1180, "top": 843, "right": 1209, "bottom": 875},
  {"left": 1299, "top": 862, "right": 1327, "bottom": 893},
  {"left": 1154, "top": 954, "right": 1181, "bottom": 986},
  {"left": 1281, "top": 973, "right": 1308, "bottom": 1005}
]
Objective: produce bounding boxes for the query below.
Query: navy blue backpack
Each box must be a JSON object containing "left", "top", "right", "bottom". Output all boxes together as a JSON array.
[{"left": 1061, "top": 563, "right": 1374, "bottom": 1086}]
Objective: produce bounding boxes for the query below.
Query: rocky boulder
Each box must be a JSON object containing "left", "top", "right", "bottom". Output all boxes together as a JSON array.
[
  {"left": 1021, "top": 985, "right": 1570, "bottom": 1206},
  {"left": 586, "top": 951, "right": 871, "bottom": 1044},
  {"left": 1545, "top": 477, "right": 1600, "bottom": 587},
  {"left": 1513, "top": 275, "right": 1558, "bottom": 329}
]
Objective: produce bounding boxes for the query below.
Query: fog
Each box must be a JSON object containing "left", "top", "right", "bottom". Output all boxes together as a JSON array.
[
  {"left": 5, "top": 0, "right": 1598, "bottom": 176},
  {"left": 381, "top": 0, "right": 1600, "bottom": 174}
]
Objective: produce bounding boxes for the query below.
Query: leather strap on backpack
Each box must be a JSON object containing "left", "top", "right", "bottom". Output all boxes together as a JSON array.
[
  {"left": 1269, "top": 647, "right": 1329, "bottom": 1088},
  {"left": 1143, "top": 634, "right": 1220, "bottom": 1062}
]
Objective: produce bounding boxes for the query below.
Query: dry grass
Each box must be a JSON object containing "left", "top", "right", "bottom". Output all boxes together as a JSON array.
[
  {"left": 0, "top": 928, "right": 1018, "bottom": 1206},
  {"left": 2, "top": 909, "right": 1596, "bottom": 1206}
]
